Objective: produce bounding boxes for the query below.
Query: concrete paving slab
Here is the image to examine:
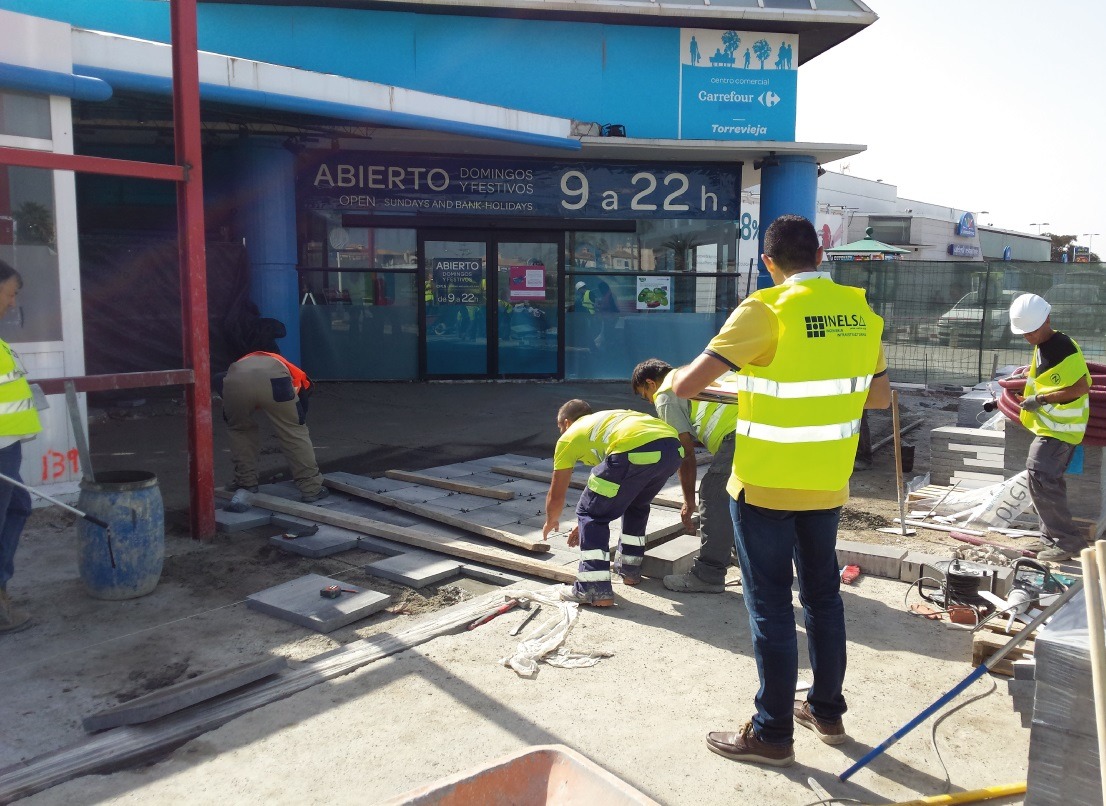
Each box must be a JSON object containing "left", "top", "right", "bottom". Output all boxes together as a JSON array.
[
  {"left": 246, "top": 573, "right": 392, "bottom": 633},
  {"left": 836, "top": 539, "right": 908, "bottom": 579},
  {"left": 459, "top": 564, "right": 526, "bottom": 586},
  {"left": 374, "top": 485, "right": 455, "bottom": 505},
  {"left": 464, "top": 453, "right": 545, "bottom": 469},
  {"left": 416, "top": 505, "right": 524, "bottom": 529},
  {"left": 415, "top": 492, "right": 499, "bottom": 512},
  {"left": 366, "top": 552, "right": 463, "bottom": 588},
  {"left": 356, "top": 535, "right": 407, "bottom": 557},
  {"left": 268, "top": 525, "right": 362, "bottom": 558},
  {"left": 215, "top": 508, "right": 272, "bottom": 533},
  {"left": 82, "top": 657, "right": 287, "bottom": 733},
  {"left": 326, "top": 472, "right": 413, "bottom": 494},
  {"left": 323, "top": 498, "right": 424, "bottom": 528},
  {"left": 899, "top": 551, "right": 947, "bottom": 583},
  {"left": 641, "top": 533, "right": 700, "bottom": 579}
]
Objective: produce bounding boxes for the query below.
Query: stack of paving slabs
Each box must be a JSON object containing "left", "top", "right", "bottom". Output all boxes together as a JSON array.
[{"left": 1024, "top": 588, "right": 1102, "bottom": 805}]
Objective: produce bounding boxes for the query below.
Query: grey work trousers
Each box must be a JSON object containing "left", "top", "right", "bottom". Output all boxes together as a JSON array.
[
  {"left": 222, "top": 354, "right": 323, "bottom": 497},
  {"left": 691, "top": 433, "right": 737, "bottom": 585},
  {"left": 1026, "top": 435, "right": 1081, "bottom": 552}
]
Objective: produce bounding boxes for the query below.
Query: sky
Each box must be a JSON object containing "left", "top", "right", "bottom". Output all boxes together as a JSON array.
[{"left": 796, "top": 1, "right": 1106, "bottom": 249}]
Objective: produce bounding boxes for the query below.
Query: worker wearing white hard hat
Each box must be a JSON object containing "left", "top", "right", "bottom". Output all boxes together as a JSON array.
[{"left": 1007, "top": 292, "right": 1091, "bottom": 562}]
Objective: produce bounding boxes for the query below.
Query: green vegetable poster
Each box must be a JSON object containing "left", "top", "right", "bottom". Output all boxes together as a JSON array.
[{"left": 636, "top": 276, "right": 671, "bottom": 311}]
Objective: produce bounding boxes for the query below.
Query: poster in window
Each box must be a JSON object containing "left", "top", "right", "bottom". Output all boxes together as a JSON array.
[
  {"left": 508, "top": 264, "right": 546, "bottom": 302},
  {"left": 636, "top": 276, "right": 671, "bottom": 311}
]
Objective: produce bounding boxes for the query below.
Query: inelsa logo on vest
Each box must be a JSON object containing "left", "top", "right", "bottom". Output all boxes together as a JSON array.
[{"left": 804, "top": 313, "right": 866, "bottom": 338}]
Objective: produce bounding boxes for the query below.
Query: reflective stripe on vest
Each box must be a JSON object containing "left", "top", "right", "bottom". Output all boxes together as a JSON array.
[
  {"left": 730, "top": 278, "right": 883, "bottom": 492},
  {"left": 658, "top": 370, "right": 738, "bottom": 454},
  {"left": 0, "top": 341, "right": 42, "bottom": 438}
]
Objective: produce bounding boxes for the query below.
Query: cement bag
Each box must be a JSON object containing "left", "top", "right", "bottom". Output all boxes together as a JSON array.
[
  {"left": 498, "top": 586, "right": 613, "bottom": 678},
  {"left": 960, "top": 470, "right": 1033, "bottom": 528}
]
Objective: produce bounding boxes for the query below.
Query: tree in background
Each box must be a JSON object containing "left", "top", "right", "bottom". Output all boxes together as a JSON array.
[
  {"left": 752, "top": 39, "right": 772, "bottom": 69},
  {"left": 722, "top": 30, "right": 741, "bottom": 61},
  {"left": 1047, "top": 233, "right": 1079, "bottom": 262}
]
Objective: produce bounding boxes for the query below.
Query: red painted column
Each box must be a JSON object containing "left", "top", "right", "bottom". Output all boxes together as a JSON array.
[{"left": 170, "top": 0, "right": 216, "bottom": 540}]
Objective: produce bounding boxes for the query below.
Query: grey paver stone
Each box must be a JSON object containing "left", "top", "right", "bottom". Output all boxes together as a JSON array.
[
  {"left": 268, "top": 524, "right": 361, "bottom": 558},
  {"left": 215, "top": 508, "right": 272, "bottom": 532},
  {"left": 246, "top": 573, "right": 391, "bottom": 633},
  {"left": 366, "top": 551, "right": 462, "bottom": 587},
  {"left": 641, "top": 533, "right": 700, "bottom": 578},
  {"left": 835, "top": 540, "right": 908, "bottom": 579}
]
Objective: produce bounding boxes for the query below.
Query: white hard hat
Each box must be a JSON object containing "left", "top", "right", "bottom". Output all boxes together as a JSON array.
[
  {"left": 1009, "top": 293, "right": 1051, "bottom": 335},
  {"left": 575, "top": 281, "right": 586, "bottom": 290}
]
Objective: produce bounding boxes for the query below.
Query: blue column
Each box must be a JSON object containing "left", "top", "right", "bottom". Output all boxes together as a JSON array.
[
  {"left": 756, "top": 154, "right": 819, "bottom": 289},
  {"left": 233, "top": 140, "right": 301, "bottom": 362}
]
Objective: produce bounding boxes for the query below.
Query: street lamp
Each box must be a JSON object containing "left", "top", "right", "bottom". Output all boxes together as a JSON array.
[
  {"left": 1084, "top": 233, "right": 1100, "bottom": 252},
  {"left": 1030, "top": 222, "right": 1050, "bottom": 235}
]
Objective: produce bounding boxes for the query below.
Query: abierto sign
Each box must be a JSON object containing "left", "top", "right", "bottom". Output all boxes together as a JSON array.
[{"left": 299, "top": 155, "right": 740, "bottom": 220}]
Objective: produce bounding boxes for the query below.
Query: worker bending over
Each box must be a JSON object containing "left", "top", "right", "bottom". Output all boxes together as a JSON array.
[
  {"left": 218, "top": 352, "right": 328, "bottom": 504},
  {"left": 671, "top": 215, "right": 890, "bottom": 767},
  {"left": 542, "top": 400, "right": 683, "bottom": 607},
  {"left": 1007, "top": 293, "right": 1090, "bottom": 562},
  {"left": 631, "top": 358, "right": 738, "bottom": 594}
]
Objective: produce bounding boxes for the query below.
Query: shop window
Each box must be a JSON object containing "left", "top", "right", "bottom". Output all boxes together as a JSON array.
[
  {"left": 0, "top": 90, "right": 51, "bottom": 140},
  {"left": 0, "top": 166, "right": 62, "bottom": 343},
  {"left": 868, "top": 217, "right": 912, "bottom": 246}
]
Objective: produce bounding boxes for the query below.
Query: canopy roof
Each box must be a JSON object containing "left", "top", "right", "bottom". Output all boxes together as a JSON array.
[{"left": 825, "top": 227, "right": 910, "bottom": 255}]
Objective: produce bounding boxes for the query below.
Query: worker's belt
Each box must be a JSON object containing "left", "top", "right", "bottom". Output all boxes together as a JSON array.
[
  {"left": 729, "top": 374, "right": 873, "bottom": 399},
  {"left": 734, "top": 418, "right": 861, "bottom": 443}
]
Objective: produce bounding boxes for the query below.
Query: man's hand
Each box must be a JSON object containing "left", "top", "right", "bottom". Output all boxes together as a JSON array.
[
  {"left": 1019, "top": 394, "right": 1044, "bottom": 412},
  {"left": 542, "top": 518, "right": 559, "bottom": 541},
  {"left": 567, "top": 525, "right": 580, "bottom": 548},
  {"left": 680, "top": 503, "right": 696, "bottom": 534}
]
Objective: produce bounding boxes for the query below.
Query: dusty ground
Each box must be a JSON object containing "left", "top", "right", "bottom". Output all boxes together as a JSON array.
[{"left": 0, "top": 384, "right": 1037, "bottom": 804}]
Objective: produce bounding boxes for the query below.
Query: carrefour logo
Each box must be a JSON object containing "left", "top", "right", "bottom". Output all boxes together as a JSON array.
[{"left": 805, "top": 313, "right": 867, "bottom": 338}]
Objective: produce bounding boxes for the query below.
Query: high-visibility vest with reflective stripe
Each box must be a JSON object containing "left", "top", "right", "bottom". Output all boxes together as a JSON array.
[
  {"left": 655, "top": 371, "right": 738, "bottom": 455},
  {"left": 556, "top": 410, "right": 678, "bottom": 468},
  {"left": 0, "top": 340, "right": 42, "bottom": 438},
  {"left": 242, "top": 351, "right": 311, "bottom": 393},
  {"left": 1021, "top": 341, "right": 1089, "bottom": 445},
  {"left": 580, "top": 290, "right": 596, "bottom": 314},
  {"left": 731, "top": 278, "right": 883, "bottom": 491}
]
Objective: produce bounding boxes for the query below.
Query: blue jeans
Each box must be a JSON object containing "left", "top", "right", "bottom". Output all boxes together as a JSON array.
[
  {"left": 731, "top": 491, "right": 847, "bottom": 744},
  {"left": 0, "top": 441, "right": 32, "bottom": 590}
]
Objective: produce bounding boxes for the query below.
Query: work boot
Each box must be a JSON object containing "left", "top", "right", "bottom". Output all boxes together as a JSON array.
[
  {"left": 1023, "top": 539, "right": 1052, "bottom": 553},
  {"left": 794, "top": 700, "right": 848, "bottom": 745},
  {"left": 559, "top": 584, "right": 615, "bottom": 608},
  {"left": 300, "top": 487, "right": 330, "bottom": 504},
  {"left": 663, "top": 571, "right": 724, "bottom": 594},
  {"left": 705, "top": 722, "right": 794, "bottom": 767},
  {"left": 0, "top": 590, "right": 31, "bottom": 634},
  {"left": 1036, "top": 545, "right": 1077, "bottom": 563}
]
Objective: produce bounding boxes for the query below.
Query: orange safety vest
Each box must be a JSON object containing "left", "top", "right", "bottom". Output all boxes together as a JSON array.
[{"left": 243, "top": 351, "right": 311, "bottom": 393}]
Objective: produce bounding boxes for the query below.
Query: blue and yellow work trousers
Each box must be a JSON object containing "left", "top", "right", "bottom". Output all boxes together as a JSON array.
[{"left": 573, "top": 437, "right": 683, "bottom": 598}]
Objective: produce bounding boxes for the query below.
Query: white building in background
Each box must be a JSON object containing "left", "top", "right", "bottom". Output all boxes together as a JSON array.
[{"left": 737, "top": 171, "right": 1051, "bottom": 272}]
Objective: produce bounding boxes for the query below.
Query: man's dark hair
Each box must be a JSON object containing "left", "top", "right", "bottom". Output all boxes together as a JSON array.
[
  {"left": 762, "top": 214, "right": 820, "bottom": 272},
  {"left": 0, "top": 259, "right": 23, "bottom": 288},
  {"left": 630, "top": 358, "right": 673, "bottom": 392},
  {"left": 557, "top": 398, "right": 592, "bottom": 425}
]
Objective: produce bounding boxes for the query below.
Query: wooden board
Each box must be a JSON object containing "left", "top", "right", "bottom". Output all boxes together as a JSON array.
[
  {"left": 384, "top": 469, "right": 515, "bottom": 501},
  {"left": 324, "top": 477, "right": 548, "bottom": 553},
  {"left": 972, "top": 630, "right": 1035, "bottom": 678},
  {"left": 223, "top": 491, "right": 574, "bottom": 583},
  {"left": 489, "top": 465, "right": 685, "bottom": 510}
]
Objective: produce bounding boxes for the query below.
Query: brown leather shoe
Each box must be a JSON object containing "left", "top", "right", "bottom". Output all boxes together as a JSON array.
[
  {"left": 794, "top": 700, "right": 848, "bottom": 745},
  {"left": 0, "top": 590, "right": 31, "bottom": 634},
  {"left": 706, "top": 722, "right": 794, "bottom": 766}
]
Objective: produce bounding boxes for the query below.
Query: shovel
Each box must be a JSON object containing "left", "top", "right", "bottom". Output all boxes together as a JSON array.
[{"left": 0, "top": 470, "right": 115, "bottom": 567}]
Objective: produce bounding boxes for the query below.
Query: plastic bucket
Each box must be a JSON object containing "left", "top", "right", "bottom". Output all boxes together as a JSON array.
[{"left": 77, "top": 471, "right": 165, "bottom": 600}]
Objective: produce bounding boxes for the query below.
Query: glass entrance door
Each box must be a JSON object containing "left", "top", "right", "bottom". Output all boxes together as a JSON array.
[
  {"left": 423, "top": 238, "right": 488, "bottom": 376},
  {"left": 421, "top": 232, "right": 562, "bottom": 379}
]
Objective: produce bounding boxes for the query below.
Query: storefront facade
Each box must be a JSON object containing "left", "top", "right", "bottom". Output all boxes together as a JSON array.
[{"left": 0, "top": 0, "right": 876, "bottom": 382}]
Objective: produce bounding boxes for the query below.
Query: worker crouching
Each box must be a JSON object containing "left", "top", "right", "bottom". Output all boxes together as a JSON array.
[
  {"left": 542, "top": 400, "right": 683, "bottom": 606},
  {"left": 217, "top": 352, "right": 328, "bottom": 504}
]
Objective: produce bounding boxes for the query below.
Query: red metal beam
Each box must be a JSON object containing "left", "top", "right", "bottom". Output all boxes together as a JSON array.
[
  {"left": 34, "top": 370, "right": 195, "bottom": 396},
  {"left": 0, "top": 147, "right": 185, "bottom": 182},
  {"left": 171, "top": 0, "right": 216, "bottom": 541}
]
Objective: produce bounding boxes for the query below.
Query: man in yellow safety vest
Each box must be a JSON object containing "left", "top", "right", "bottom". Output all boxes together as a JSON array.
[{"left": 669, "top": 215, "right": 890, "bottom": 767}]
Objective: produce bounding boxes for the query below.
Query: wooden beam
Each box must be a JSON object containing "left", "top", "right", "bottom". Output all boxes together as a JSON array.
[
  {"left": 489, "top": 465, "right": 684, "bottom": 510},
  {"left": 324, "top": 477, "right": 547, "bottom": 553},
  {"left": 237, "top": 491, "right": 573, "bottom": 583},
  {"left": 384, "top": 469, "right": 515, "bottom": 501}
]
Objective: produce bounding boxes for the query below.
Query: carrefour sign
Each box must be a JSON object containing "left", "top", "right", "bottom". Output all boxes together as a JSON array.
[{"left": 679, "top": 28, "right": 797, "bottom": 140}]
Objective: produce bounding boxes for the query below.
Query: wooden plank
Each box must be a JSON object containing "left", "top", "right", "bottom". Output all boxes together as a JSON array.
[
  {"left": 0, "top": 588, "right": 545, "bottom": 803},
  {"left": 384, "top": 469, "right": 515, "bottom": 501},
  {"left": 324, "top": 478, "right": 547, "bottom": 553},
  {"left": 232, "top": 491, "right": 573, "bottom": 583},
  {"left": 489, "top": 465, "right": 684, "bottom": 509}
]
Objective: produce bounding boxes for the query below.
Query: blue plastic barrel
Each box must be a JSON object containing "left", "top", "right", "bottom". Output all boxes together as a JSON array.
[{"left": 77, "top": 471, "right": 164, "bottom": 600}]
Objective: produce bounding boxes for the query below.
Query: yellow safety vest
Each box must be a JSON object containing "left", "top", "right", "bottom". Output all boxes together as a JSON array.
[
  {"left": 0, "top": 340, "right": 42, "bottom": 438},
  {"left": 655, "top": 371, "right": 738, "bottom": 455},
  {"left": 554, "top": 410, "right": 678, "bottom": 469},
  {"left": 580, "top": 290, "right": 596, "bottom": 314},
  {"left": 731, "top": 278, "right": 883, "bottom": 491},
  {"left": 1021, "top": 340, "right": 1089, "bottom": 445}
]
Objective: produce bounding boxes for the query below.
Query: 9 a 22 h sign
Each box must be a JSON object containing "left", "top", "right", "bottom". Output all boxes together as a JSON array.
[{"left": 300, "top": 156, "right": 741, "bottom": 220}]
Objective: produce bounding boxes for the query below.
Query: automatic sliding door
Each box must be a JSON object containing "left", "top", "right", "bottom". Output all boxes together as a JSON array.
[
  {"left": 496, "top": 239, "right": 559, "bottom": 376},
  {"left": 424, "top": 239, "right": 488, "bottom": 377}
]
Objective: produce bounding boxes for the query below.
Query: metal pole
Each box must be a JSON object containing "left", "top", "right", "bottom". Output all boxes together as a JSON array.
[
  {"left": 839, "top": 578, "right": 1084, "bottom": 781},
  {"left": 170, "top": 0, "right": 216, "bottom": 540}
]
